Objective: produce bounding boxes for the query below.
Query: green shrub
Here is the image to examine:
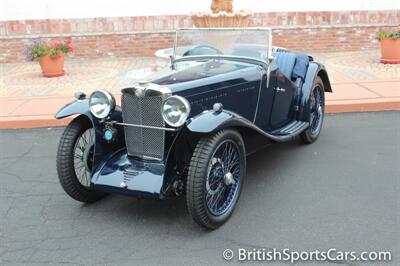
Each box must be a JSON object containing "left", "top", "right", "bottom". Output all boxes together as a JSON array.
[{"left": 377, "top": 31, "right": 400, "bottom": 41}]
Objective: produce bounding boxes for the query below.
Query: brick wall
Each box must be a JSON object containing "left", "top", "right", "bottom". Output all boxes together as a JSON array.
[{"left": 1, "top": 10, "right": 399, "bottom": 63}]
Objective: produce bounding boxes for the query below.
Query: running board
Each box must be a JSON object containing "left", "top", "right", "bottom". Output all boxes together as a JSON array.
[
  {"left": 201, "top": 110, "right": 309, "bottom": 143},
  {"left": 271, "top": 121, "right": 309, "bottom": 137}
]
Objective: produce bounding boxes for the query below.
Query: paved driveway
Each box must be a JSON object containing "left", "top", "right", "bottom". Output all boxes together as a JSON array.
[{"left": 0, "top": 112, "right": 399, "bottom": 265}]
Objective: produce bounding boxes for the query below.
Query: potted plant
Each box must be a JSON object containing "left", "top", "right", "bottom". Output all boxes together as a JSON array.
[
  {"left": 377, "top": 31, "right": 400, "bottom": 64},
  {"left": 25, "top": 39, "right": 73, "bottom": 77}
]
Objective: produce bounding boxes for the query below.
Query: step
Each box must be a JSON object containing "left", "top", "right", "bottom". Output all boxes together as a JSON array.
[{"left": 272, "top": 120, "right": 309, "bottom": 136}]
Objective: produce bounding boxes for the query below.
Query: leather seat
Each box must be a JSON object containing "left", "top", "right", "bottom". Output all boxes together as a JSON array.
[
  {"left": 273, "top": 51, "right": 297, "bottom": 80},
  {"left": 293, "top": 54, "right": 309, "bottom": 81},
  {"left": 274, "top": 52, "right": 309, "bottom": 82}
]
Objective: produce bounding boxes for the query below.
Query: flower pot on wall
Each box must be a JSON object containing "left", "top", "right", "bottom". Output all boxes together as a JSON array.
[
  {"left": 192, "top": 11, "right": 251, "bottom": 28},
  {"left": 211, "top": 0, "right": 233, "bottom": 13},
  {"left": 192, "top": 0, "right": 252, "bottom": 28},
  {"left": 39, "top": 54, "right": 65, "bottom": 77},
  {"left": 380, "top": 38, "right": 400, "bottom": 64}
]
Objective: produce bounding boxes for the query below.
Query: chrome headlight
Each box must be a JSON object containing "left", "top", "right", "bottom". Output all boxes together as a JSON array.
[
  {"left": 162, "top": 96, "right": 190, "bottom": 127},
  {"left": 89, "top": 90, "right": 115, "bottom": 119}
]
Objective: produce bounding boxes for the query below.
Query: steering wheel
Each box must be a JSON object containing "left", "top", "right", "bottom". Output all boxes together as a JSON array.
[{"left": 182, "top": 45, "right": 223, "bottom": 57}]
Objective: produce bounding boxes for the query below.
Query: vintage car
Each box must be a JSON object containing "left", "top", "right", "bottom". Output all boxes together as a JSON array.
[{"left": 55, "top": 28, "right": 332, "bottom": 229}]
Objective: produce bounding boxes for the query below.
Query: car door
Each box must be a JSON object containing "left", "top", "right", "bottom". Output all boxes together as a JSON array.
[{"left": 269, "top": 71, "right": 297, "bottom": 129}]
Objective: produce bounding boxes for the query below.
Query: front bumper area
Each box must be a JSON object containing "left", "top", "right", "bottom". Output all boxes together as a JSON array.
[{"left": 91, "top": 149, "right": 166, "bottom": 199}]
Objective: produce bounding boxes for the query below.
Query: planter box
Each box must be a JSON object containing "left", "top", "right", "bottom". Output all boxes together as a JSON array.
[
  {"left": 380, "top": 38, "right": 400, "bottom": 64},
  {"left": 39, "top": 54, "right": 65, "bottom": 77}
]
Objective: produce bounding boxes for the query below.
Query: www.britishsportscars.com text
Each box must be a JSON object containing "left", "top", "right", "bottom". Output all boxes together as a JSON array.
[{"left": 222, "top": 247, "right": 392, "bottom": 263}]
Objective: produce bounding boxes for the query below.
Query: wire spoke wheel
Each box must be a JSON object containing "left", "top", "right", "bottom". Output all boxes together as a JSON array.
[
  {"left": 300, "top": 76, "right": 325, "bottom": 144},
  {"left": 206, "top": 140, "right": 241, "bottom": 216},
  {"left": 310, "top": 85, "right": 324, "bottom": 135},
  {"left": 186, "top": 129, "right": 245, "bottom": 229},
  {"left": 56, "top": 116, "right": 106, "bottom": 203},
  {"left": 73, "top": 128, "right": 94, "bottom": 188}
]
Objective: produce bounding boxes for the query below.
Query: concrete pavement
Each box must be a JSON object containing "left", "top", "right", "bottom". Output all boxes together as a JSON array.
[{"left": 0, "top": 112, "right": 399, "bottom": 265}]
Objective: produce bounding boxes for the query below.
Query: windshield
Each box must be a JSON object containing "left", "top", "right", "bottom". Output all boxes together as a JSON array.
[{"left": 173, "top": 28, "right": 272, "bottom": 63}]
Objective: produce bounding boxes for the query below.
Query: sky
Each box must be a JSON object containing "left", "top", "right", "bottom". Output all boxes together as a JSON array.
[{"left": 1, "top": 0, "right": 399, "bottom": 21}]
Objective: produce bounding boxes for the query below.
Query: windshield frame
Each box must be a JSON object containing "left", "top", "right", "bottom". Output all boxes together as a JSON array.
[{"left": 172, "top": 27, "right": 273, "bottom": 64}]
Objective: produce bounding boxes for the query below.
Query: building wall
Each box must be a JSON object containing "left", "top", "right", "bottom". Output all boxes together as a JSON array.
[{"left": 1, "top": 9, "right": 399, "bottom": 63}]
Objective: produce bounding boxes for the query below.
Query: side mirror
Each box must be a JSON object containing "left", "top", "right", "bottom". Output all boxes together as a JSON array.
[{"left": 74, "top": 91, "right": 86, "bottom": 101}]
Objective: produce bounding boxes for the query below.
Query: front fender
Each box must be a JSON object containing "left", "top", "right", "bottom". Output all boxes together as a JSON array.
[
  {"left": 55, "top": 99, "right": 92, "bottom": 120},
  {"left": 55, "top": 99, "right": 123, "bottom": 126},
  {"left": 298, "top": 62, "right": 332, "bottom": 121},
  {"left": 186, "top": 111, "right": 233, "bottom": 133}
]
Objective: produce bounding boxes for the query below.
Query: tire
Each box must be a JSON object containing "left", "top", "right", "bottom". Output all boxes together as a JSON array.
[
  {"left": 300, "top": 76, "right": 325, "bottom": 144},
  {"left": 186, "top": 129, "right": 246, "bottom": 230},
  {"left": 56, "top": 116, "right": 106, "bottom": 203}
]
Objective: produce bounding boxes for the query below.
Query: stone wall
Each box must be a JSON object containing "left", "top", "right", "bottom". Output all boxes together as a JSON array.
[{"left": 1, "top": 10, "right": 399, "bottom": 63}]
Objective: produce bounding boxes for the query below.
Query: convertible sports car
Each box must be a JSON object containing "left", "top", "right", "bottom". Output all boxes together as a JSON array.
[{"left": 55, "top": 28, "right": 332, "bottom": 229}]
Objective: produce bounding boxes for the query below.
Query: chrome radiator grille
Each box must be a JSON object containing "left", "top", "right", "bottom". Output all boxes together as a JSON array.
[{"left": 121, "top": 93, "right": 165, "bottom": 160}]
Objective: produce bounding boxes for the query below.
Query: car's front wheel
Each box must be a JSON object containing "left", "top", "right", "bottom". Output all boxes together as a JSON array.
[
  {"left": 56, "top": 116, "right": 106, "bottom": 203},
  {"left": 186, "top": 129, "right": 246, "bottom": 229}
]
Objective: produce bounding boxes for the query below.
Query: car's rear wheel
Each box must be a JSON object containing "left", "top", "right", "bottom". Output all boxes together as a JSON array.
[
  {"left": 186, "top": 129, "right": 246, "bottom": 229},
  {"left": 56, "top": 116, "right": 106, "bottom": 203},
  {"left": 300, "top": 76, "right": 325, "bottom": 144}
]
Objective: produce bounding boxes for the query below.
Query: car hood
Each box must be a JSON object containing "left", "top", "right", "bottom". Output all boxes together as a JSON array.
[{"left": 151, "top": 60, "right": 261, "bottom": 94}]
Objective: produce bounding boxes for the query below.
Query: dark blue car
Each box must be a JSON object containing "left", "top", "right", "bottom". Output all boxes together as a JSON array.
[{"left": 55, "top": 28, "right": 332, "bottom": 229}]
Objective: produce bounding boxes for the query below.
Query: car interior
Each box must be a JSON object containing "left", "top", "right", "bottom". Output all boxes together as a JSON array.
[
  {"left": 181, "top": 45, "right": 311, "bottom": 88},
  {"left": 273, "top": 51, "right": 310, "bottom": 87}
]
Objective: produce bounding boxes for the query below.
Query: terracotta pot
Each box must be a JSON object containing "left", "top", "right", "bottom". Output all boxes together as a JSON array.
[
  {"left": 192, "top": 13, "right": 250, "bottom": 28},
  {"left": 380, "top": 38, "right": 400, "bottom": 64},
  {"left": 39, "top": 54, "right": 65, "bottom": 77}
]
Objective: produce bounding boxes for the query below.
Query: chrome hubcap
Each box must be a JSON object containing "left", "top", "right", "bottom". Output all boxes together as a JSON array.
[{"left": 224, "top": 172, "right": 235, "bottom": 186}]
